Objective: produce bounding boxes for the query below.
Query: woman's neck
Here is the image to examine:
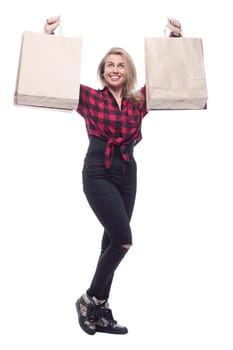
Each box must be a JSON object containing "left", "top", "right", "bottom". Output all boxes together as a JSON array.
[
  {"left": 108, "top": 87, "right": 123, "bottom": 100},
  {"left": 108, "top": 87, "right": 123, "bottom": 109}
]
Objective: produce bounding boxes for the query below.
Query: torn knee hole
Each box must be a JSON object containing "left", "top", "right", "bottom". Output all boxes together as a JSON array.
[{"left": 121, "top": 244, "right": 132, "bottom": 249}]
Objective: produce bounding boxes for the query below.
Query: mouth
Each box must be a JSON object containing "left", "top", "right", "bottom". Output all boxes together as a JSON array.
[{"left": 109, "top": 75, "right": 121, "bottom": 81}]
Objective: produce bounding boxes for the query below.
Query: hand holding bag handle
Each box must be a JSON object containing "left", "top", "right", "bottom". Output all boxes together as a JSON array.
[
  {"left": 43, "top": 16, "right": 61, "bottom": 35},
  {"left": 165, "top": 17, "right": 183, "bottom": 37}
]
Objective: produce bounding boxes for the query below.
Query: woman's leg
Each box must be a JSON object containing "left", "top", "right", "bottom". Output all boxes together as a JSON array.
[
  {"left": 97, "top": 184, "right": 137, "bottom": 300},
  {"left": 84, "top": 159, "right": 137, "bottom": 300},
  {"left": 84, "top": 177, "right": 132, "bottom": 299},
  {"left": 101, "top": 160, "right": 137, "bottom": 299}
]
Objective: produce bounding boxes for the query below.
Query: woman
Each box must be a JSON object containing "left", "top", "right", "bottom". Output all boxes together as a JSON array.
[{"left": 44, "top": 16, "right": 182, "bottom": 335}]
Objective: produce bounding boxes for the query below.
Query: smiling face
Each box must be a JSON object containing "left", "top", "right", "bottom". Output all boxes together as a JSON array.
[{"left": 103, "top": 54, "right": 127, "bottom": 92}]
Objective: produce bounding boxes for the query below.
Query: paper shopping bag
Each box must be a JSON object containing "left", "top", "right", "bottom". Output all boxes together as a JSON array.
[
  {"left": 145, "top": 37, "right": 208, "bottom": 110},
  {"left": 14, "top": 31, "right": 82, "bottom": 111}
]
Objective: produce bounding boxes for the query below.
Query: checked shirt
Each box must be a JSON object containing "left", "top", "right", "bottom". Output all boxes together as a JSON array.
[{"left": 77, "top": 84, "right": 148, "bottom": 168}]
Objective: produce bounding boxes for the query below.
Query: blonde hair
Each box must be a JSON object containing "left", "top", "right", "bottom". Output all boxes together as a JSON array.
[{"left": 97, "top": 47, "right": 143, "bottom": 107}]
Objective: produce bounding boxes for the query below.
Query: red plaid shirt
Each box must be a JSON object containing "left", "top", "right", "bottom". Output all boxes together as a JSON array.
[{"left": 77, "top": 84, "right": 148, "bottom": 168}]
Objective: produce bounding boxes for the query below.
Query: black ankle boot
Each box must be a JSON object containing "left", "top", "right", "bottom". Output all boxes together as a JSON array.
[
  {"left": 96, "top": 302, "right": 128, "bottom": 334},
  {"left": 75, "top": 293, "right": 105, "bottom": 335}
]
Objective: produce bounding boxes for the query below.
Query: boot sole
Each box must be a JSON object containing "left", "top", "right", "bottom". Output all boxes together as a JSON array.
[{"left": 96, "top": 325, "right": 128, "bottom": 335}]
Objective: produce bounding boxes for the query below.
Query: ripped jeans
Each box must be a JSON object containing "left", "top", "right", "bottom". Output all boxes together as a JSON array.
[{"left": 82, "top": 151, "right": 137, "bottom": 300}]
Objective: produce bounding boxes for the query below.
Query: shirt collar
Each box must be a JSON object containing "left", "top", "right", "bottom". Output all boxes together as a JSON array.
[{"left": 101, "top": 86, "right": 127, "bottom": 107}]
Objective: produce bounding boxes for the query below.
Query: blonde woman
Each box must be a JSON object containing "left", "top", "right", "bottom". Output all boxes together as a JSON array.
[{"left": 44, "top": 16, "right": 182, "bottom": 335}]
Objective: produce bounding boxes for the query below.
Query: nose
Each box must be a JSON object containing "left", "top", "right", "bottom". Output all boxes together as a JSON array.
[{"left": 112, "top": 65, "right": 119, "bottom": 72}]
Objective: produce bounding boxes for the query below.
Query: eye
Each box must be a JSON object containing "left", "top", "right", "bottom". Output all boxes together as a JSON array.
[
  {"left": 107, "top": 63, "right": 114, "bottom": 68},
  {"left": 118, "top": 63, "right": 125, "bottom": 69}
]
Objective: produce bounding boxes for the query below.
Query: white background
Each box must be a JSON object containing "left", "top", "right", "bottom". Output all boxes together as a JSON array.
[{"left": 0, "top": 1, "right": 232, "bottom": 349}]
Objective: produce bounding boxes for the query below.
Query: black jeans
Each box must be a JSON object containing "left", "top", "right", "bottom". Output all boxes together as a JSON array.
[{"left": 82, "top": 147, "right": 137, "bottom": 300}]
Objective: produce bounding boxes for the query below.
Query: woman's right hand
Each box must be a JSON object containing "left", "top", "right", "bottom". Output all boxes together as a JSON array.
[
  {"left": 167, "top": 17, "right": 182, "bottom": 36},
  {"left": 43, "top": 16, "right": 60, "bottom": 34}
]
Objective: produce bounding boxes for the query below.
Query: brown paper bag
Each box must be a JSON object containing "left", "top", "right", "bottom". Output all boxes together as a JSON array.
[
  {"left": 145, "top": 37, "right": 208, "bottom": 110},
  {"left": 14, "top": 31, "right": 82, "bottom": 111}
]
